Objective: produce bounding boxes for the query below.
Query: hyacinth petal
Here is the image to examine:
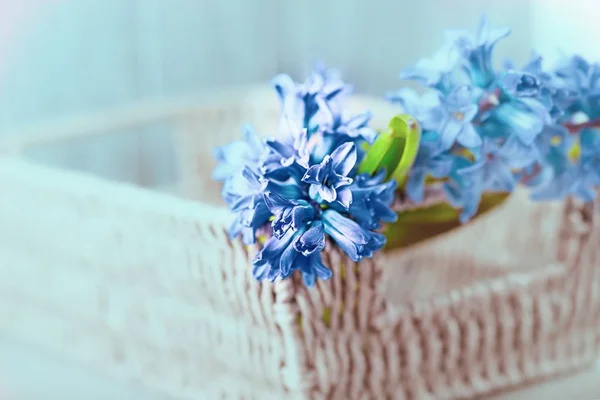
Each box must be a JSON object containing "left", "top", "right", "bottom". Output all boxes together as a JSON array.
[
  {"left": 262, "top": 180, "right": 304, "bottom": 200},
  {"left": 325, "top": 227, "right": 361, "bottom": 261},
  {"left": 405, "top": 171, "right": 426, "bottom": 203},
  {"left": 322, "top": 210, "right": 369, "bottom": 244},
  {"left": 294, "top": 221, "right": 325, "bottom": 256},
  {"left": 439, "top": 118, "right": 464, "bottom": 150},
  {"left": 291, "top": 203, "right": 316, "bottom": 230},
  {"left": 463, "top": 104, "right": 479, "bottom": 122},
  {"left": 279, "top": 240, "right": 299, "bottom": 276},
  {"left": 252, "top": 261, "right": 270, "bottom": 281},
  {"left": 256, "top": 229, "right": 295, "bottom": 262},
  {"left": 263, "top": 191, "right": 293, "bottom": 214},
  {"left": 330, "top": 142, "right": 357, "bottom": 176},
  {"left": 456, "top": 124, "right": 482, "bottom": 148},
  {"left": 336, "top": 187, "right": 353, "bottom": 209},
  {"left": 302, "top": 164, "right": 322, "bottom": 185},
  {"left": 211, "top": 163, "right": 235, "bottom": 181},
  {"left": 310, "top": 256, "right": 333, "bottom": 280},
  {"left": 317, "top": 184, "right": 337, "bottom": 202},
  {"left": 271, "top": 74, "right": 296, "bottom": 101}
]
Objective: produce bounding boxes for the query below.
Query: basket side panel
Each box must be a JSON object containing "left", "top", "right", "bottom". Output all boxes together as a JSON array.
[{"left": 0, "top": 158, "right": 291, "bottom": 398}]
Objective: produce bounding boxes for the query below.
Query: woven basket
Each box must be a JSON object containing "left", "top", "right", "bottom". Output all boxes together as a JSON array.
[{"left": 0, "top": 86, "right": 598, "bottom": 400}]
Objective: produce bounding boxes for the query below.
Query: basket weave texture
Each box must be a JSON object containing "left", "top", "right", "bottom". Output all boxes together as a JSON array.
[{"left": 0, "top": 87, "right": 598, "bottom": 400}]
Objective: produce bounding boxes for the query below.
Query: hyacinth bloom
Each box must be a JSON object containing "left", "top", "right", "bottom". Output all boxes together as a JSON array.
[
  {"left": 214, "top": 15, "right": 600, "bottom": 287},
  {"left": 214, "top": 67, "right": 395, "bottom": 287},
  {"left": 387, "top": 14, "right": 600, "bottom": 225}
]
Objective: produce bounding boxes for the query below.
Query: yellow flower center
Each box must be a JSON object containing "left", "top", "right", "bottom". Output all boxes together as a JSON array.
[
  {"left": 569, "top": 142, "right": 581, "bottom": 161},
  {"left": 550, "top": 135, "right": 562, "bottom": 146},
  {"left": 453, "top": 111, "right": 465, "bottom": 121}
]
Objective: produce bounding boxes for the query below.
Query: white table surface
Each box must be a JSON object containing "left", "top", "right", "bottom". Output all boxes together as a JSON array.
[{"left": 1, "top": 335, "right": 599, "bottom": 400}]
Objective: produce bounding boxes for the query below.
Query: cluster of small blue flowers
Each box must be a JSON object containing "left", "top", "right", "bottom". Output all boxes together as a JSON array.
[
  {"left": 213, "top": 65, "right": 397, "bottom": 287},
  {"left": 387, "top": 16, "right": 600, "bottom": 222}
]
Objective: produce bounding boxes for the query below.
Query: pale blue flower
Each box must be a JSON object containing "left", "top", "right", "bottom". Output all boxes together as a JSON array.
[
  {"left": 443, "top": 156, "right": 484, "bottom": 223},
  {"left": 421, "top": 85, "right": 482, "bottom": 150},
  {"left": 404, "top": 133, "right": 455, "bottom": 203},
  {"left": 212, "top": 125, "right": 266, "bottom": 181},
  {"left": 447, "top": 15, "right": 510, "bottom": 88},
  {"left": 489, "top": 98, "right": 551, "bottom": 145},
  {"left": 399, "top": 43, "right": 460, "bottom": 93}
]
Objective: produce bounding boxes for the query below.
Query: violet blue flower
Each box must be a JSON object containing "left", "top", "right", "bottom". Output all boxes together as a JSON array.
[
  {"left": 252, "top": 225, "right": 332, "bottom": 287},
  {"left": 272, "top": 66, "right": 349, "bottom": 132},
  {"left": 346, "top": 170, "right": 398, "bottom": 230},
  {"left": 263, "top": 191, "right": 316, "bottom": 239},
  {"left": 302, "top": 141, "right": 357, "bottom": 208},
  {"left": 322, "top": 210, "right": 386, "bottom": 262}
]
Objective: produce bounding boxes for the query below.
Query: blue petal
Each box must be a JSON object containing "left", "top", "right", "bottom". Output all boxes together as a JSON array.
[
  {"left": 262, "top": 180, "right": 304, "bottom": 200},
  {"left": 456, "top": 124, "right": 482, "bottom": 148},
  {"left": 255, "top": 229, "right": 296, "bottom": 262},
  {"left": 336, "top": 187, "right": 353, "bottom": 209},
  {"left": 271, "top": 74, "right": 296, "bottom": 101},
  {"left": 279, "top": 240, "right": 299, "bottom": 276},
  {"left": 263, "top": 191, "right": 294, "bottom": 214},
  {"left": 405, "top": 171, "right": 427, "bottom": 203},
  {"left": 317, "top": 184, "right": 337, "bottom": 203},
  {"left": 330, "top": 142, "right": 357, "bottom": 176},
  {"left": 293, "top": 221, "right": 325, "bottom": 256},
  {"left": 322, "top": 210, "right": 369, "bottom": 244}
]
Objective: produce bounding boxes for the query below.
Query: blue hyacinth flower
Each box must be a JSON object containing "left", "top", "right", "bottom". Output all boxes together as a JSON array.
[
  {"left": 271, "top": 66, "right": 350, "bottom": 133},
  {"left": 252, "top": 223, "right": 332, "bottom": 288},
  {"left": 322, "top": 210, "right": 386, "bottom": 262},
  {"left": 347, "top": 170, "right": 398, "bottom": 230},
  {"left": 263, "top": 191, "right": 316, "bottom": 239},
  {"left": 302, "top": 141, "right": 357, "bottom": 208}
]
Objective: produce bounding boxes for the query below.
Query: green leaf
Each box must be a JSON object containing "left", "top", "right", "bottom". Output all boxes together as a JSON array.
[
  {"left": 357, "top": 114, "right": 421, "bottom": 183},
  {"left": 388, "top": 114, "right": 422, "bottom": 185},
  {"left": 358, "top": 131, "right": 395, "bottom": 176},
  {"left": 384, "top": 192, "right": 511, "bottom": 250}
]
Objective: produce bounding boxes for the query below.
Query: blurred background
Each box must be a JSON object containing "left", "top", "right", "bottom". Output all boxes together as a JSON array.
[
  {"left": 0, "top": 0, "right": 598, "bottom": 186},
  {"left": 0, "top": 0, "right": 599, "bottom": 398}
]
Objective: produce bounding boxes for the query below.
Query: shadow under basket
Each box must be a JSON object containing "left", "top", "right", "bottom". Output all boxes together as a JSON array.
[{"left": 0, "top": 86, "right": 599, "bottom": 400}]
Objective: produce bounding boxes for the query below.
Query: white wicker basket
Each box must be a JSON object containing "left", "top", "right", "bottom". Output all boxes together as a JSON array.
[{"left": 0, "top": 86, "right": 598, "bottom": 400}]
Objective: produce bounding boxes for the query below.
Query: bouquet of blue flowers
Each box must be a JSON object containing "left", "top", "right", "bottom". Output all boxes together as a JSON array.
[{"left": 213, "top": 16, "right": 600, "bottom": 287}]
